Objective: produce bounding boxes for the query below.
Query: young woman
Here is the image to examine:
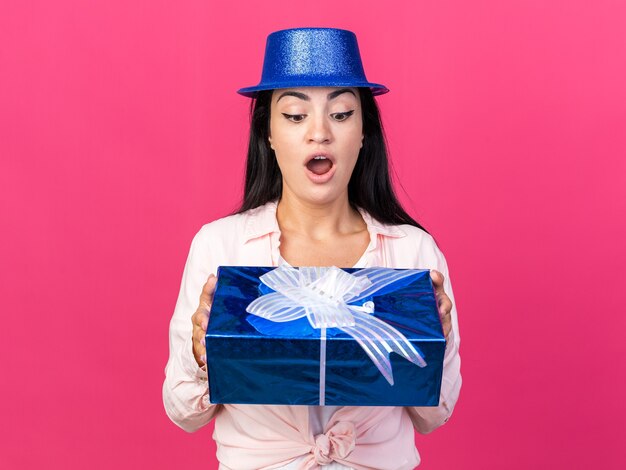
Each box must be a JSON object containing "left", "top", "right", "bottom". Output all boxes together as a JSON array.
[{"left": 163, "top": 28, "right": 461, "bottom": 469}]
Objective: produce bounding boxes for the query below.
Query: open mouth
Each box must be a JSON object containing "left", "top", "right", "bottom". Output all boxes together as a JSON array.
[{"left": 306, "top": 155, "right": 334, "bottom": 175}]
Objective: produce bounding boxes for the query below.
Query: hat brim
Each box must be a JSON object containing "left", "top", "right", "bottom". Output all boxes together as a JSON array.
[{"left": 237, "top": 80, "right": 389, "bottom": 98}]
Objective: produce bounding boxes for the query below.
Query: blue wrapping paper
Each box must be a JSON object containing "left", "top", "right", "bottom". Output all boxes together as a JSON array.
[{"left": 206, "top": 266, "right": 445, "bottom": 406}]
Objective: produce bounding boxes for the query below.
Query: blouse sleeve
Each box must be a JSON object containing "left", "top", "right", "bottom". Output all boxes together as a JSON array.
[
  {"left": 405, "top": 238, "right": 462, "bottom": 434},
  {"left": 162, "top": 226, "right": 222, "bottom": 432}
]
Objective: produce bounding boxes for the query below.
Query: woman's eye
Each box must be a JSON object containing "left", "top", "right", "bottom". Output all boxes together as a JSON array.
[
  {"left": 331, "top": 110, "right": 355, "bottom": 122},
  {"left": 282, "top": 113, "right": 306, "bottom": 122}
]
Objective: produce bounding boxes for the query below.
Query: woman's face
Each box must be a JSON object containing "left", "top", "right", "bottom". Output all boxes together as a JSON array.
[{"left": 269, "top": 86, "right": 363, "bottom": 206}]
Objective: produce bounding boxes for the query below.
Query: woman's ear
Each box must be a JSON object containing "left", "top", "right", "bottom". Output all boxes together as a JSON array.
[{"left": 268, "top": 135, "right": 274, "bottom": 150}]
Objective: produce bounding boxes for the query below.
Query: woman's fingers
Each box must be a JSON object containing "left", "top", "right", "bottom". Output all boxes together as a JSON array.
[
  {"left": 199, "top": 274, "right": 217, "bottom": 314},
  {"left": 192, "top": 309, "right": 209, "bottom": 339},
  {"left": 430, "top": 270, "right": 453, "bottom": 340},
  {"left": 192, "top": 307, "right": 209, "bottom": 366},
  {"left": 192, "top": 274, "right": 217, "bottom": 366}
]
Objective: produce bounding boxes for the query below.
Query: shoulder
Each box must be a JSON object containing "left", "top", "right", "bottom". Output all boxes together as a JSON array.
[
  {"left": 189, "top": 202, "right": 277, "bottom": 261},
  {"left": 194, "top": 211, "right": 247, "bottom": 242},
  {"left": 370, "top": 215, "right": 439, "bottom": 254},
  {"left": 194, "top": 202, "right": 274, "bottom": 243},
  {"left": 394, "top": 223, "right": 435, "bottom": 245},
  {"left": 377, "top": 221, "right": 447, "bottom": 271}
]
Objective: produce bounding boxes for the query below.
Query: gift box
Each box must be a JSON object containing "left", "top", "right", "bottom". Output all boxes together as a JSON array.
[{"left": 205, "top": 265, "right": 445, "bottom": 406}]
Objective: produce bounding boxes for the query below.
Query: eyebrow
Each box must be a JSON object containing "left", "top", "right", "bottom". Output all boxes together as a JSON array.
[
  {"left": 276, "top": 88, "right": 357, "bottom": 102},
  {"left": 327, "top": 88, "right": 356, "bottom": 100},
  {"left": 277, "top": 91, "right": 309, "bottom": 102}
]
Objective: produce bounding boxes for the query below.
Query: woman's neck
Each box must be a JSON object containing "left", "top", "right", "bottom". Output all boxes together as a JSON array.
[{"left": 276, "top": 193, "right": 365, "bottom": 240}]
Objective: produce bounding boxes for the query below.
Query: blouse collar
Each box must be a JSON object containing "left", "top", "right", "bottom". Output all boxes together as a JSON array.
[{"left": 243, "top": 200, "right": 406, "bottom": 244}]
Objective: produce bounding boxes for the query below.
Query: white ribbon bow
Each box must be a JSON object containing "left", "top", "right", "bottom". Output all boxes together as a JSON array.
[{"left": 246, "top": 266, "right": 426, "bottom": 402}]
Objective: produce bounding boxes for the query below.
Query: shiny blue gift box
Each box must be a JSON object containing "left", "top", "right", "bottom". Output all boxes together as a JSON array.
[{"left": 206, "top": 266, "right": 445, "bottom": 406}]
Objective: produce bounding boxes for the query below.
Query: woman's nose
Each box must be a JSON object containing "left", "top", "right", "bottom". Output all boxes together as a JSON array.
[{"left": 307, "top": 115, "right": 332, "bottom": 144}]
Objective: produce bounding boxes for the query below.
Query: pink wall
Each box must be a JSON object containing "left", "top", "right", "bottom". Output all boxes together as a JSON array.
[{"left": 1, "top": 1, "right": 625, "bottom": 468}]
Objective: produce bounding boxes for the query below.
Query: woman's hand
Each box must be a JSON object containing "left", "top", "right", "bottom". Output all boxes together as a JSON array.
[
  {"left": 191, "top": 274, "right": 217, "bottom": 367},
  {"left": 430, "top": 270, "right": 453, "bottom": 341}
]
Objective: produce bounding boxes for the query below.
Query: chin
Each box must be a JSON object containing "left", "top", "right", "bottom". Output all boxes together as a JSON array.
[
  {"left": 282, "top": 174, "right": 351, "bottom": 207},
  {"left": 299, "top": 187, "right": 347, "bottom": 207}
]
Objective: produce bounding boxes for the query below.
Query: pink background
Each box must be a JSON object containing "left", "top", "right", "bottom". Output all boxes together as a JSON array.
[{"left": 1, "top": 1, "right": 625, "bottom": 468}]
